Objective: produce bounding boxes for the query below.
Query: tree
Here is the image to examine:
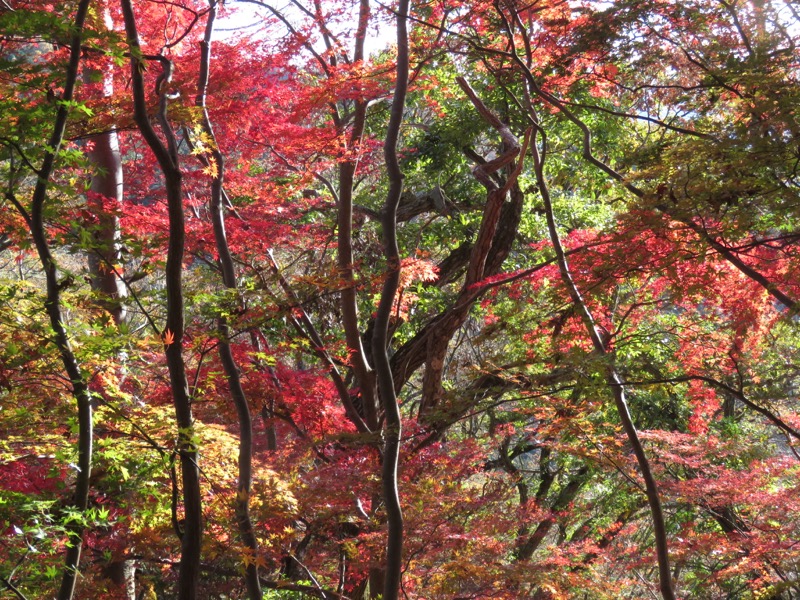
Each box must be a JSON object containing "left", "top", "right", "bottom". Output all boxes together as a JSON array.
[
  {"left": 1, "top": 2, "right": 95, "bottom": 597},
  {"left": 1, "top": 0, "right": 800, "bottom": 598}
]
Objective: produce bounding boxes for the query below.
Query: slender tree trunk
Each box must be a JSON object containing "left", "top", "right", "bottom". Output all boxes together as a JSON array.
[
  {"left": 120, "top": 3, "right": 202, "bottom": 597},
  {"left": 335, "top": 0, "right": 378, "bottom": 431},
  {"left": 194, "top": 3, "right": 261, "bottom": 597},
  {"left": 494, "top": 29, "right": 675, "bottom": 593},
  {"left": 508, "top": 41, "right": 800, "bottom": 314},
  {"left": 531, "top": 134, "right": 676, "bottom": 600},
  {"left": 337, "top": 159, "right": 378, "bottom": 425},
  {"left": 6, "top": 1, "right": 95, "bottom": 598},
  {"left": 372, "top": 2, "right": 409, "bottom": 598}
]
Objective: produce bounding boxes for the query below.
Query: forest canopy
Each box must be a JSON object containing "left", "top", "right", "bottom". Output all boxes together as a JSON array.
[{"left": 1, "top": 0, "right": 800, "bottom": 598}]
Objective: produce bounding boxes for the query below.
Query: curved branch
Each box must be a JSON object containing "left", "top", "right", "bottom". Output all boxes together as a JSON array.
[
  {"left": 1, "top": 576, "right": 28, "bottom": 600},
  {"left": 500, "top": 16, "right": 799, "bottom": 315},
  {"left": 0, "top": 137, "right": 41, "bottom": 176},
  {"left": 624, "top": 374, "right": 800, "bottom": 443}
]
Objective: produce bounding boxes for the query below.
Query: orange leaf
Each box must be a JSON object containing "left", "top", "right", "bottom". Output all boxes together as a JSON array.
[{"left": 162, "top": 329, "right": 175, "bottom": 347}]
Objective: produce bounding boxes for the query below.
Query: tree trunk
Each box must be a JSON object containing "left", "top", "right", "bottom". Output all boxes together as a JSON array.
[
  {"left": 531, "top": 131, "right": 676, "bottom": 600},
  {"left": 84, "top": 42, "right": 126, "bottom": 323},
  {"left": 103, "top": 559, "right": 136, "bottom": 600},
  {"left": 372, "top": 0, "right": 409, "bottom": 596},
  {"left": 120, "top": 3, "right": 202, "bottom": 597},
  {"left": 82, "top": 21, "right": 133, "bottom": 593},
  {"left": 7, "top": 1, "right": 96, "bottom": 598},
  {"left": 335, "top": 0, "right": 378, "bottom": 431},
  {"left": 194, "top": 3, "right": 261, "bottom": 596}
]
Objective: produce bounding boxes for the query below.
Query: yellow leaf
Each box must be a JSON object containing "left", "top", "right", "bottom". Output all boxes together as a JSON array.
[{"left": 202, "top": 160, "right": 218, "bottom": 178}]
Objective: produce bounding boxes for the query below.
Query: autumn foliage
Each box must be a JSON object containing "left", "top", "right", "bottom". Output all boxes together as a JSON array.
[{"left": 1, "top": 0, "right": 800, "bottom": 598}]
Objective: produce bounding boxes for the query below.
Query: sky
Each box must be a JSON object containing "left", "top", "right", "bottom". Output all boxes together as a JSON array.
[{"left": 213, "top": 0, "right": 397, "bottom": 57}]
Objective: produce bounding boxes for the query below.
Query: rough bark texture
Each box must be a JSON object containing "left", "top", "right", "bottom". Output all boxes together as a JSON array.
[
  {"left": 415, "top": 78, "right": 528, "bottom": 422},
  {"left": 103, "top": 560, "right": 136, "bottom": 599}
]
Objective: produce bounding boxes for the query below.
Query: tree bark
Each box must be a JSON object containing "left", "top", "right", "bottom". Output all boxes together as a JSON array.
[
  {"left": 334, "top": 0, "right": 378, "bottom": 431},
  {"left": 84, "top": 28, "right": 126, "bottom": 324},
  {"left": 531, "top": 132, "right": 676, "bottom": 600},
  {"left": 389, "top": 186, "right": 525, "bottom": 397},
  {"left": 416, "top": 78, "right": 528, "bottom": 422},
  {"left": 82, "top": 17, "right": 133, "bottom": 593},
  {"left": 120, "top": 3, "right": 202, "bottom": 597},
  {"left": 8, "top": 1, "right": 95, "bottom": 598},
  {"left": 372, "top": 0, "right": 409, "bottom": 597},
  {"left": 194, "top": 3, "right": 261, "bottom": 597}
]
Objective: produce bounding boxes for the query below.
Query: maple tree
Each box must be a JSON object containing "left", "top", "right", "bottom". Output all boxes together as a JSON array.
[{"left": 1, "top": 0, "right": 800, "bottom": 598}]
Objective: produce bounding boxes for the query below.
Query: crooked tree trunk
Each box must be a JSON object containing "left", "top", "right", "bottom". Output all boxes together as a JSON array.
[
  {"left": 372, "top": 0, "right": 409, "bottom": 597},
  {"left": 531, "top": 132, "right": 676, "bottom": 600},
  {"left": 486, "top": 23, "right": 675, "bottom": 594},
  {"left": 120, "top": 3, "right": 202, "bottom": 597},
  {"left": 5, "top": 1, "right": 96, "bottom": 598},
  {"left": 416, "top": 78, "right": 528, "bottom": 424},
  {"left": 389, "top": 185, "right": 524, "bottom": 400},
  {"left": 194, "top": 3, "right": 261, "bottom": 597},
  {"left": 251, "top": 0, "right": 377, "bottom": 435}
]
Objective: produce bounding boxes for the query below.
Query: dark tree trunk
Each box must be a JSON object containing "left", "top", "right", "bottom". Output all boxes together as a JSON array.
[
  {"left": 372, "top": 0, "right": 409, "bottom": 597},
  {"left": 6, "top": 1, "right": 96, "bottom": 598},
  {"left": 335, "top": 0, "right": 378, "bottom": 431},
  {"left": 194, "top": 3, "right": 261, "bottom": 597},
  {"left": 120, "top": 3, "right": 202, "bottom": 597},
  {"left": 531, "top": 130, "right": 676, "bottom": 600}
]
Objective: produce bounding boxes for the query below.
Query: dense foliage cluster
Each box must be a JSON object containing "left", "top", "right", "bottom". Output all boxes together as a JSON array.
[{"left": 1, "top": 0, "right": 799, "bottom": 598}]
